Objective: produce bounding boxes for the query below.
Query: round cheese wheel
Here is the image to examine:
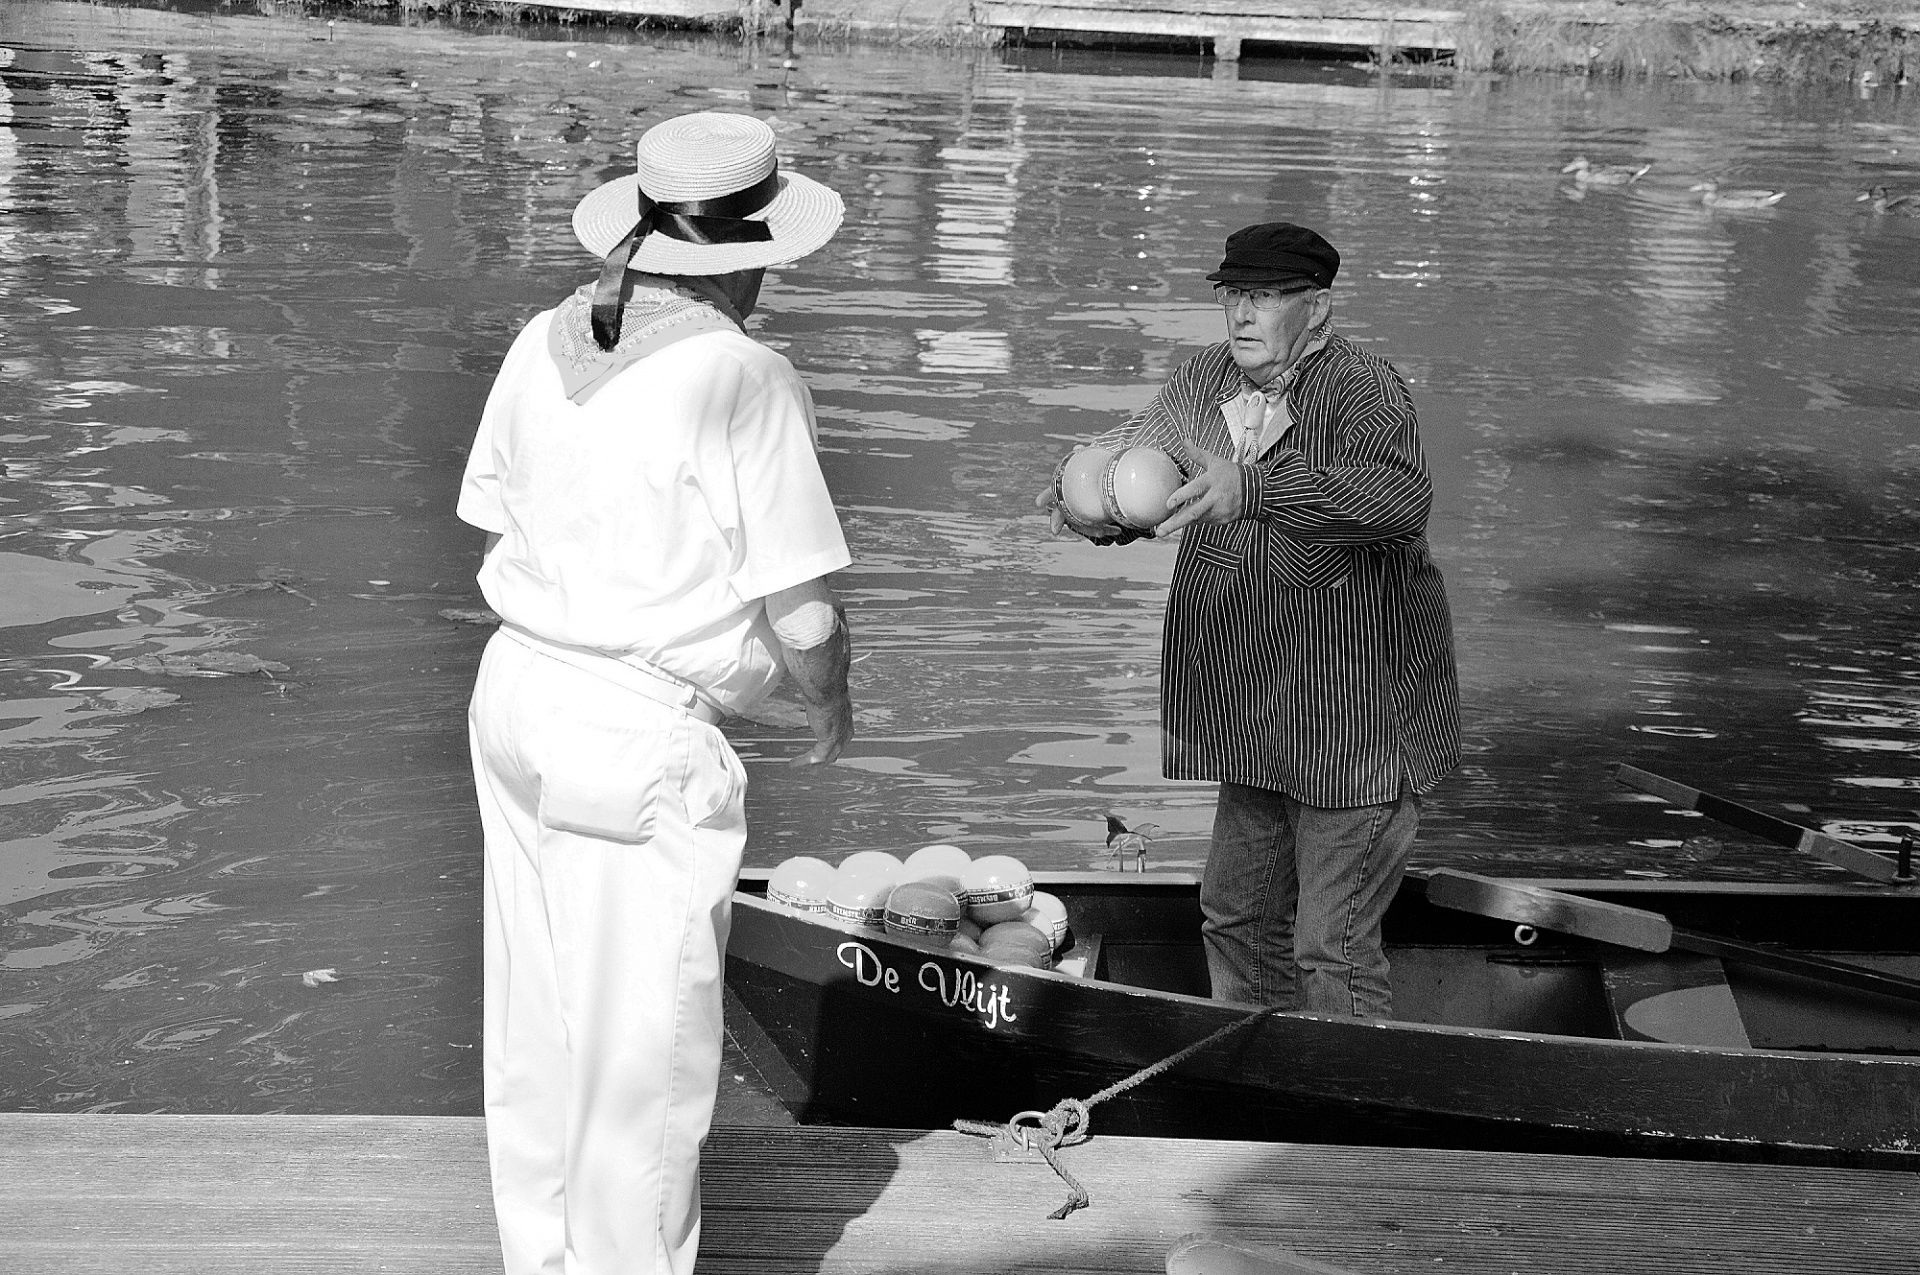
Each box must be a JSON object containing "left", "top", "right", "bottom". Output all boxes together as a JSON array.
[
  {"left": 884, "top": 881, "right": 964, "bottom": 944},
  {"left": 1103, "top": 446, "right": 1183, "bottom": 531},
  {"left": 1053, "top": 446, "right": 1120, "bottom": 534},
  {"left": 901, "top": 843, "right": 971, "bottom": 882},
  {"left": 768, "top": 856, "right": 835, "bottom": 913},
  {"left": 961, "top": 855, "right": 1035, "bottom": 924}
]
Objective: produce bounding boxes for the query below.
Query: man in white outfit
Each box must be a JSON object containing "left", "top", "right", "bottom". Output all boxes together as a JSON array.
[{"left": 457, "top": 112, "right": 852, "bottom": 1275}]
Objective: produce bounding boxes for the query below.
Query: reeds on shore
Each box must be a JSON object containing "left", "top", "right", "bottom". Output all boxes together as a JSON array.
[
  {"left": 382, "top": 0, "right": 990, "bottom": 47},
  {"left": 1438, "top": 3, "right": 1911, "bottom": 84}
]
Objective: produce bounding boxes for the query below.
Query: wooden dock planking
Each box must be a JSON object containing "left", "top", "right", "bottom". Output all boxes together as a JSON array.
[
  {"left": 2, "top": 1114, "right": 1916, "bottom": 1273},
  {"left": 975, "top": 1, "right": 1460, "bottom": 59},
  {"left": 517, "top": 0, "right": 743, "bottom": 20},
  {"left": 0, "top": 1114, "right": 494, "bottom": 1274},
  {"left": 704, "top": 1128, "right": 1919, "bottom": 1274},
  {"left": 492, "top": 0, "right": 1462, "bottom": 58}
]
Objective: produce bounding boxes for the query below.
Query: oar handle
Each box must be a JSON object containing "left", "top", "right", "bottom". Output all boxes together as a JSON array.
[
  {"left": 1424, "top": 869, "right": 1920, "bottom": 1005},
  {"left": 1425, "top": 870, "right": 1672, "bottom": 952}
]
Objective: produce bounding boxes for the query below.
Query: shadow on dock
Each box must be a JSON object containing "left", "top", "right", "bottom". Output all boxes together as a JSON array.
[{"left": 0, "top": 1111, "right": 1912, "bottom": 1271}]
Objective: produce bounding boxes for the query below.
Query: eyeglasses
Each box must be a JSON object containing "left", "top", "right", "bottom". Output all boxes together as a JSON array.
[{"left": 1213, "top": 284, "right": 1315, "bottom": 311}]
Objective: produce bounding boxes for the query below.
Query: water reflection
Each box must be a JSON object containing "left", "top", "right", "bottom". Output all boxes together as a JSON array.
[
  {"left": 1617, "top": 191, "right": 1733, "bottom": 403},
  {"left": 0, "top": 4, "right": 1916, "bottom": 1111},
  {"left": 915, "top": 328, "right": 1010, "bottom": 374},
  {"left": 930, "top": 124, "right": 1025, "bottom": 285}
]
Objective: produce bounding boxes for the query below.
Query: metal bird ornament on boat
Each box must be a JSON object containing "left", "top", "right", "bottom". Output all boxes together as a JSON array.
[
  {"left": 1560, "top": 155, "right": 1652, "bottom": 185},
  {"left": 1105, "top": 814, "right": 1161, "bottom": 871}
]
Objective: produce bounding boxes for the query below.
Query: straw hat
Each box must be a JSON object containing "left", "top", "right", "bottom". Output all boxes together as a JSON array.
[{"left": 571, "top": 112, "right": 843, "bottom": 276}]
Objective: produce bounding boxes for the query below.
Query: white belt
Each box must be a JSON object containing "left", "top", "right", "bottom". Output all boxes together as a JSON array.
[{"left": 496, "top": 623, "right": 727, "bottom": 726}]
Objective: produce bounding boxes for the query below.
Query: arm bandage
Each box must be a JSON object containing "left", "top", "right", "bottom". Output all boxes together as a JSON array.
[{"left": 770, "top": 598, "right": 838, "bottom": 651}]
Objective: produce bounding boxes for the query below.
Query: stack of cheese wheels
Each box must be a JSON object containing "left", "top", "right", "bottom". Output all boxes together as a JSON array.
[
  {"left": 783, "top": 847, "right": 1071, "bottom": 967},
  {"left": 1053, "top": 445, "right": 1183, "bottom": 536}
]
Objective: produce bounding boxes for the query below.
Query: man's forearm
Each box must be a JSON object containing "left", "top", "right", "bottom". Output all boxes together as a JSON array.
[
  {"left": 782, "top": 603, "right": 850, "bottom": 706},
  {"left": 1246, "top": 451, "right": 1431, "bottom": 542},
  {"left": 778, "top": 603, "right": 853, "bottom": 765}
]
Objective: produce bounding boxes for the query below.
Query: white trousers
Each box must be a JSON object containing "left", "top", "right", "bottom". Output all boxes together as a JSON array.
[{"left": 469, "top": 627, "right": 746, "bottom": 1275}]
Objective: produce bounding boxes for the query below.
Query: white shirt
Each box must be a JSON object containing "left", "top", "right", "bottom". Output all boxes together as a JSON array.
[
  {"left": 458, "top": 309, "right": 850, "bottom": 714},
  {"left": 1221, "top": 327, "right": 1332, "bottom": 462},
  {"left": 1223, "top": 386, "right": 1290, "bottom": 462}
]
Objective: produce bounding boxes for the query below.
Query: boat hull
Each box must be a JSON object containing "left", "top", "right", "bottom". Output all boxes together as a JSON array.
[{"left": 725, "top": 874, "right": 1920, "bottom": 1170}]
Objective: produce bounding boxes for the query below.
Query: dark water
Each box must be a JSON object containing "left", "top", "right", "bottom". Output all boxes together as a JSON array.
[{"left": 0, "top": 1, "right": 1916, "bottom": 1112}]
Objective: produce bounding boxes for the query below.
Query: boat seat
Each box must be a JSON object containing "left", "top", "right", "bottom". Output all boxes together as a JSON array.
[{"left": 1599, "top": 953, "right": 1752, "bottom": 1047}]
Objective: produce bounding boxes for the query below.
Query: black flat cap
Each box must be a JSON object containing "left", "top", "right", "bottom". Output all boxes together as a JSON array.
[{"left": 1205, "top": 222, "right": 1340, "bottom": 290}]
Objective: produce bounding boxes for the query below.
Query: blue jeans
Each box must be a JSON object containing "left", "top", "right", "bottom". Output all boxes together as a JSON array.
[{"left": 1199, "top": 781, "right": 1421, "bottom": 1017}]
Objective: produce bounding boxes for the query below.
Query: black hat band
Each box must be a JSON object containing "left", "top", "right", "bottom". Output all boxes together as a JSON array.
[{"left": 591, "top": 167, "right": 781, "bottom": 350}]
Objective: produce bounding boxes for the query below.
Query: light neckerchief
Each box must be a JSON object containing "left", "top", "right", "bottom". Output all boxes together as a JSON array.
[
  {"left": 1225, "top": 324, "right": 1332, "bottom": 462},
  {"left": 548, "top": 274, "right": 743, "bottom": 405}
]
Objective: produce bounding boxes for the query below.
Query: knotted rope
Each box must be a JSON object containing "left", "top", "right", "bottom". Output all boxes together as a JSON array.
[{"left": 954, "top": 1005, "right": 1274, "bottom": 1219}]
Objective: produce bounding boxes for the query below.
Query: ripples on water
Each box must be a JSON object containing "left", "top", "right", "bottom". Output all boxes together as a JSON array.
[{"left": 0, "top": 2, "right": 1916, "bottom": 1110}]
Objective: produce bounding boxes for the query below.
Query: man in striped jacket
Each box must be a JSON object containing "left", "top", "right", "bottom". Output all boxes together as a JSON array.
[{"left": 1042, "top": 222, "right": 1460, "bottom": 1017}]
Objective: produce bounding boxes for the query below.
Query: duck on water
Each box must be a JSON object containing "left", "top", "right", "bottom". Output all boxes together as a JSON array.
[
  {"left": 1561, "top": 155, "right": 1653, "bottom": 185},
  {"left": 1858, "top": 184, "right": 1920, "bottom": 215},
  {"left": 1692, "top": 178, "right": 1786, "bottom": 209}
]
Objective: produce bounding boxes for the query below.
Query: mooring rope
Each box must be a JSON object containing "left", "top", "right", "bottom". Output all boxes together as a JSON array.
[{"left": 954, "top": 1004, "right": 1275, "bottom": 1219}]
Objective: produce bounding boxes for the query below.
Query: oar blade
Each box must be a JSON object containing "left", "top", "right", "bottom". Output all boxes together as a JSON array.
[
  {"left": 1426, "top": 870, "right": 1674, "bottom": 953},
  {"left": 1790, "top": 828, "right": 1900, "bottom": 883},
  {"left": 1614, "top": 764, "right": 1901, "bottom": 884}
]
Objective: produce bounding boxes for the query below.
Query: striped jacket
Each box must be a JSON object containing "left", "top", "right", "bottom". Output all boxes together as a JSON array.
[{"left": 1097, "top": 334, "right": 1460, "bottom": 807}]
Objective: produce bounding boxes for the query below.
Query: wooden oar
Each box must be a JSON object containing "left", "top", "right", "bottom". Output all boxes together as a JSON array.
[
  {"left": 1613, "top": 764, "right": 1904, "bottom": 884},
  {"left": 1423, "top": 869, "right": 1920, "bottom": 1006},
  {"left": 1423, "top": 869, "right": 1674, "bottom": 952}
]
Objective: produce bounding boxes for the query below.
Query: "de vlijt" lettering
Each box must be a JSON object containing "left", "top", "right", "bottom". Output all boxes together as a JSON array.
[{"left": 835, "top": 940, "right": 1020, "bottom": 1030}]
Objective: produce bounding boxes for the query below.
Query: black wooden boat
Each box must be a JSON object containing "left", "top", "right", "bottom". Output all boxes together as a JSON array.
[{"left": 724, "top": 868, "right": 1920, "bottom": 1171}]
